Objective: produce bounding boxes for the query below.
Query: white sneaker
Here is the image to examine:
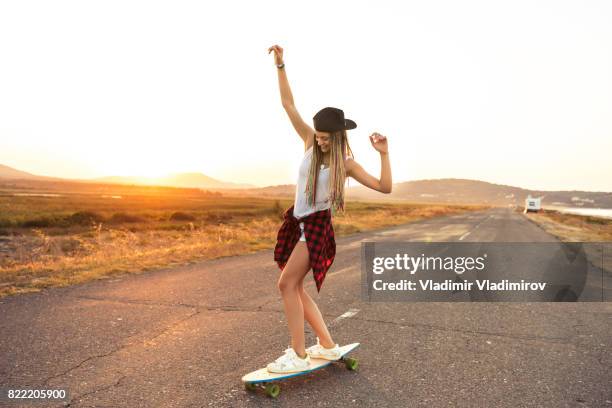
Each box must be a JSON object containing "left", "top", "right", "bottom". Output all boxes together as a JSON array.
[
  {"left": 306, "top": 337, "right": 342, "bottom": 360},
  {"left": 266, "top": 347, "right": 311, "bottom": 373}
]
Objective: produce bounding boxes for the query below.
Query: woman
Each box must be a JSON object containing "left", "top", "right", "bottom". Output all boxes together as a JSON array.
[{"left": 266, "top": 44, "right": 392, "bottom": 373}]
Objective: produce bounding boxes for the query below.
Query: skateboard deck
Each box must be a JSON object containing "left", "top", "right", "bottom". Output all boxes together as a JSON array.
[{"left": 242, "top": 342, "right": 360, "bottom": 398}]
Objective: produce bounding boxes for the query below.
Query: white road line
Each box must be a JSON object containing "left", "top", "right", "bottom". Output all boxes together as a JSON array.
[
  {"left": 458, "top": 231, "right": 470, "bottom": 241},
  {"left": 342, "top": 241, "right": 363, "bottom": 249},
  {"left": 331, "top": 308, "right": 360, "bottom": 325},
  {"left": 303, "top": 265, "right": 357, "bottom": 289},
  {"left": 331, "top": 265, "right": 357, "bottom": 277},
  {"left": 458, "top": 215, "right": 492, "bottom": 241}
]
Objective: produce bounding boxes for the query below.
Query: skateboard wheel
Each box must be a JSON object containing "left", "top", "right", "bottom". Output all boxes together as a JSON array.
[
  {"left": 344, "top": 357, "right": 359, "bottom": 371},
  {"left": 265, "top": 383, "right": 280, "bottom": 398},
  {"left": 245, "top": 382, "right": 257, "bottom": 392}
]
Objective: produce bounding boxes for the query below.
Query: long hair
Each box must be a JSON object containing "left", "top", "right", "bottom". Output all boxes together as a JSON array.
[{"left": 304, "top": 129, "right": 354, "bottom": 214}]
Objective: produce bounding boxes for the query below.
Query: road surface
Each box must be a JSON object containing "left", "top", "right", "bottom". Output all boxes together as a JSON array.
[{"left": 1, "top": 208, "right": 610, "bottom": 407}]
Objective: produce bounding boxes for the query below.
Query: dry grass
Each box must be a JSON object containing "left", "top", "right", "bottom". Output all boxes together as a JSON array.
[
  {"left": 332, "top": 203, "right": 478, "bottom": 234},
  {"left": 0, "top": 190, "right": 487, "bottom": 298},
  {"left": 0, "top": 218, "right": 280, "bottom": 297},
  {"left": 521, "top": 208, "right": 612, "bottom": 241}
]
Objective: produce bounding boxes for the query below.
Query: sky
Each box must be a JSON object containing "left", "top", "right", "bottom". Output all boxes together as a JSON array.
[{"left": 0, "top": 0, "right": 611, "bottom": 192}]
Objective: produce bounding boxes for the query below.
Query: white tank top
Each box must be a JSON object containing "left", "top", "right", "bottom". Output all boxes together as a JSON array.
[{"left": 293, "top": 146, "right": 331, "bottom": 218}]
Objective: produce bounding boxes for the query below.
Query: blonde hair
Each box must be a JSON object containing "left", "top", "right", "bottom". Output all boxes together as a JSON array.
[{"left": 305, "top": 130, "right": 354, "bottom": 214}]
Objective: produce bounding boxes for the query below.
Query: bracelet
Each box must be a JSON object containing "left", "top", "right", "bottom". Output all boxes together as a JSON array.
[{"left": 276, "top": 62, "right": 285, "bottom": 69}]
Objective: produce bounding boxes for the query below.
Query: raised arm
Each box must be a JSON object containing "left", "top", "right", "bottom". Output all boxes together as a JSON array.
[
  {"left": 268, "top": 44, "right": 315, "bottom": 150},
  {"left": 346, "top": 132, "right": 392, "bottom": 193}
]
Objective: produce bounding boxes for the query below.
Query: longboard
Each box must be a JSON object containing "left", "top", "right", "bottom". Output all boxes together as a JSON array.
[{"left": 242, "top": 343, "right": 360, "bottom": 398}]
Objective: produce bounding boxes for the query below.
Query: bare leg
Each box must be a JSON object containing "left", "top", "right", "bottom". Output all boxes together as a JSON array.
[
  {"left": 277, "top": 241, "right": 311, "bottom": 358},
  {"left": 298, "top": 282, "right": 336, "bottom": 348}
]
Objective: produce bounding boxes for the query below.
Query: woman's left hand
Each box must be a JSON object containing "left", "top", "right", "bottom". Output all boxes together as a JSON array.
[{"left": 369, "top": 132, "right": 389, "bottom": 154}]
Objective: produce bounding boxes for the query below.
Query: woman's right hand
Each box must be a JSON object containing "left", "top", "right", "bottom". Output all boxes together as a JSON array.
[{"left": 268, "top": 44, "right": 284, "bottom": 65}]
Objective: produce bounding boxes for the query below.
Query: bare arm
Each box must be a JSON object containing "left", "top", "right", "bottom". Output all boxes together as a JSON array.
[
  {"left": 346, "top": 133, "right": 392, "bottom": 193},
  {"left": 268, "top": 45, "right": 315, "bottom": 150}
]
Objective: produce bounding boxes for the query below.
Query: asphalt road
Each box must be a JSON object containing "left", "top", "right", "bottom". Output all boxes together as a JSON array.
[{"left": 1, "top": 208, "right": 610, "bottom": 407}]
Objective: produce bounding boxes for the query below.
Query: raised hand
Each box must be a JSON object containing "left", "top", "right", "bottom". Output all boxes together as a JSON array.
[
  {"left": 369, "top": 132, "right": 389, "bottom": 154},
  {"left": 267, "top": 44, "right": 284, "bottom": 65}
]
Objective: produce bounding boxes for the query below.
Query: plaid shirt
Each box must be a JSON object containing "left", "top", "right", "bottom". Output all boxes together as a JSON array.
[{"left": 274, "top": 204, "right": 336, "bottom": 293}]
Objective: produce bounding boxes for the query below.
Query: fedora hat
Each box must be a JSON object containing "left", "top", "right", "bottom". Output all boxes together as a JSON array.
[{"left": 313, "top": 107, "right": 357, "bottom": 132}]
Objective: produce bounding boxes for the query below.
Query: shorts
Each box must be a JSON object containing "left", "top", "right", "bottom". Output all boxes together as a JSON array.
[{"left": 299, "top": 222, "right": 306, "bottom": 242}]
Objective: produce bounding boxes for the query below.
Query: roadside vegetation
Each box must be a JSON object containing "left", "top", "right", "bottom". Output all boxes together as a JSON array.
[
  {"left": 0, "top": 186, "right": 487, "bottom": 297},
  {"left": 520, "top": 207, "right": 612, "bottom": 241}
]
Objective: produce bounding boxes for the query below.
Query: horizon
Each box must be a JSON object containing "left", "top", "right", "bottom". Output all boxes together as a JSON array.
[
  {"left": 1, "top": 1, "right": 611, "bottom": 192},
  {"left": 2, "top": 162, "right": 611, "bottom": 194}
]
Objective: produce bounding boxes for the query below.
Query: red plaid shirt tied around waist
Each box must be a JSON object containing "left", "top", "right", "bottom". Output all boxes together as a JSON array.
[{"left": 274, "top": 205, "right": 336, "bottom": 293}]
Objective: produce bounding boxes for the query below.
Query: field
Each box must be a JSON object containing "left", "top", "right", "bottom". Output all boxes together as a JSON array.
[
  {"left": 0, "top": 181, "right": 488, "bottom": 298},
  {"left": 521, "top": 207, "right": 612, "bottom": 241}
]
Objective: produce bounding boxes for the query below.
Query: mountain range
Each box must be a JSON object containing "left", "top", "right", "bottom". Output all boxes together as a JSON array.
[
  {"left": 0, "top": 164, "right": 252, "bottom": 189},
  {"left": 1, "top": 163, "right": 611, "bottom": 208}
]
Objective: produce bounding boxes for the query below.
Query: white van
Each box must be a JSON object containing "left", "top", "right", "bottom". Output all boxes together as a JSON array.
[{"left": 524, "top": 195, "right": 541, "bottom": 213}]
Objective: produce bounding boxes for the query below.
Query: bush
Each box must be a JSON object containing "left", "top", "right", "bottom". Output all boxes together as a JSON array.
[
  {"left": 109, "top": 212, "right": 145, "bottom": 223},
  {"left": 67, "top": 211, "right": 106, "bottom": 226},
  {"left": 170, "top": 212, "right": 196, "bottom": 221},
  {"left": 585, "top": 216, "right": 608, "bottom": 225},
  {"left": 21, "top": 216, "right": 56, "bottom": 228}
]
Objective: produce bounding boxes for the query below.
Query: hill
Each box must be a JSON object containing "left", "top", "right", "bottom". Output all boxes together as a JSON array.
[{"left": 0, "top": 164, "right": 252, "bottom": 190}]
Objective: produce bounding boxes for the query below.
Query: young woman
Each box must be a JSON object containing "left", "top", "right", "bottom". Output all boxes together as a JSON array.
[{"left": 266, "top": 44, "right": 392, "bottom": 373}]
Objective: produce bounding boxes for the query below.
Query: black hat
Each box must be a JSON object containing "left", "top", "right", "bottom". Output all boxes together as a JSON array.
[{"left": 313, "top": 107, "right": 357, "bottom": 132}]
